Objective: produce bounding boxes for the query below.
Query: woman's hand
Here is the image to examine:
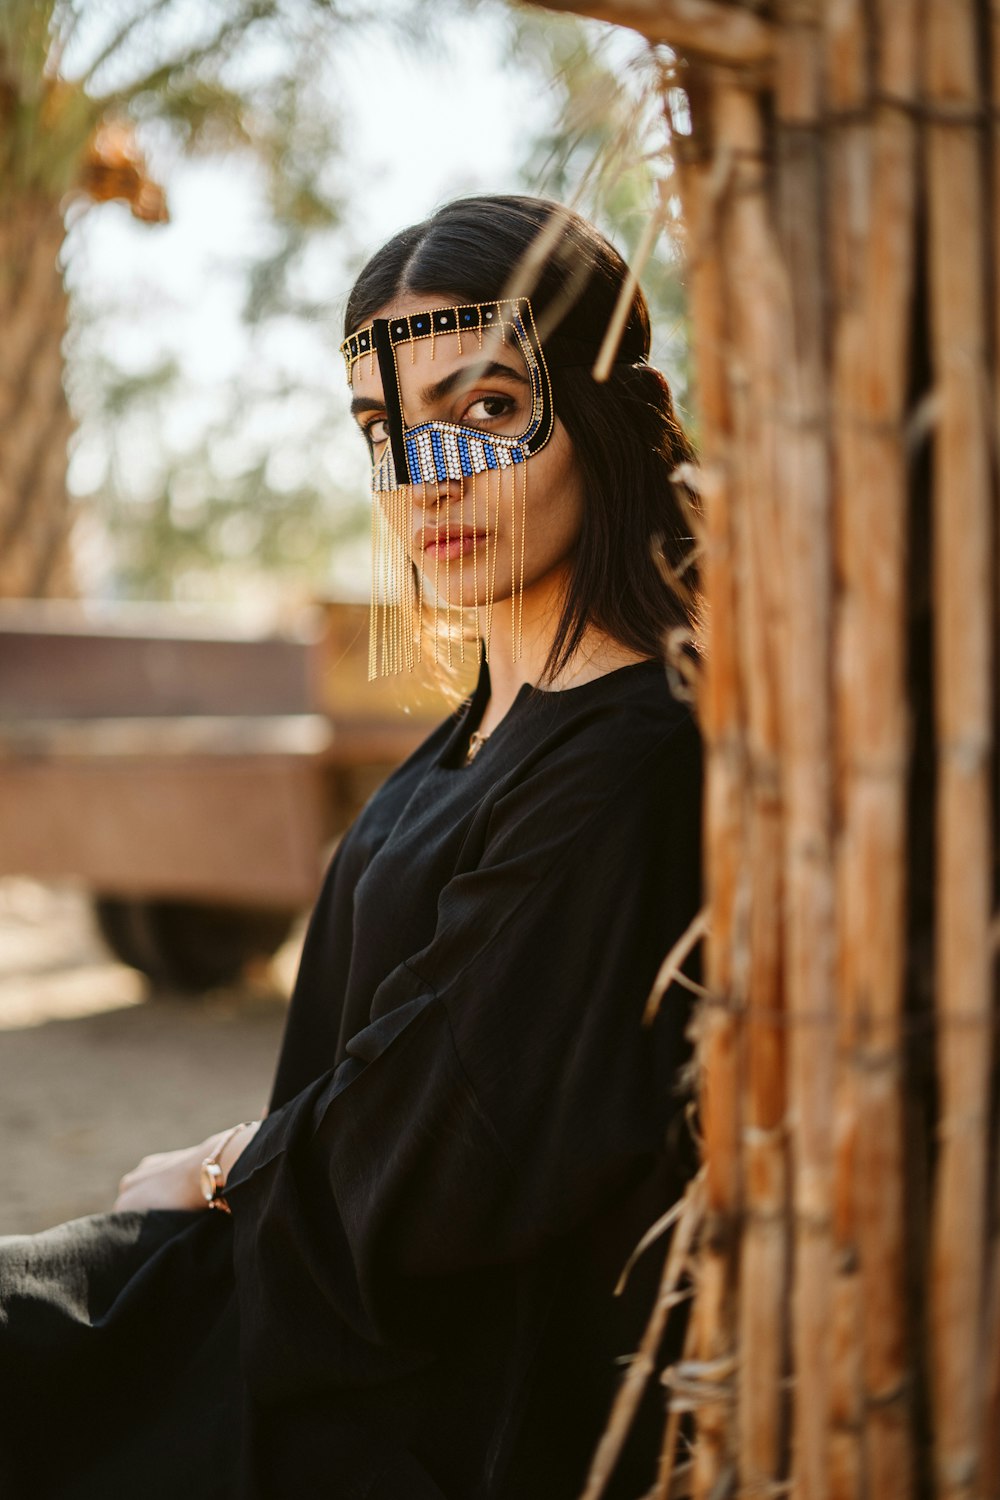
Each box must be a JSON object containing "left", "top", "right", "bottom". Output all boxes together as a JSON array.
[{"left": 113, "top": 1122, "right": 261, "bottom": 1213}]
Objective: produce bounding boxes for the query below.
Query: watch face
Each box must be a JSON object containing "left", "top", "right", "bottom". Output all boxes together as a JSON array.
[{"left": 200, "top": 1161, "right": 223, "bottom": 1204}]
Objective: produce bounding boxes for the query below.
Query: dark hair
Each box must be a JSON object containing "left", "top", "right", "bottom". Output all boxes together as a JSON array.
[{"left": 344, "top": 194, "right": 700, "bottom": 683}]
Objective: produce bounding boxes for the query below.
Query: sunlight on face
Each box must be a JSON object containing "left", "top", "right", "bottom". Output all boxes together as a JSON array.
[{"left": 348, "top": 291, "right": 583, "bottom": 616}]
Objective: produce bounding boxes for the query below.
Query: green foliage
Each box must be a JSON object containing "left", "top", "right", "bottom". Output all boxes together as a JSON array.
[
  {"left": 5, "top": 0, "right": 362, "bottom": 600},
  {"left": 1, "top": 2, "right": 283, "bottom": 197},
  {"left": 510, "top": 12, "right": 694, "bottom": 426},
  {"left": 67, "top": 328, "right": 368, "bottom": 601},
  {"left": 99, "top": 462, "right": 365, "bottom": 602}
]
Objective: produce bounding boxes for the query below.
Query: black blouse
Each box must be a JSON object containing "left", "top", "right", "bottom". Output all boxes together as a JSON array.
[{"left": 0, "top": 652, "right": 703, "bottom": 1500}]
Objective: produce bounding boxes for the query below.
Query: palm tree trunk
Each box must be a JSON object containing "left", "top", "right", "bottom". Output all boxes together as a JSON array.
[{"left": 0, "top": 192, "right": 76, "bottom": 597}]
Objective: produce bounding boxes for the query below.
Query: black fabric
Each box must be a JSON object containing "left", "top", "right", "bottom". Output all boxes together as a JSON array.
[
  {"left": 0, "top": 653, "right": 703, "bottom": 1499},
  {"left": 372, "top": 316, "right": 411, "bottom": 483}
]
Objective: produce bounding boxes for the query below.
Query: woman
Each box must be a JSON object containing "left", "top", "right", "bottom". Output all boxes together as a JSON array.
[{"left": 0, "top": 195, "right": 703, "bottom": 1500}]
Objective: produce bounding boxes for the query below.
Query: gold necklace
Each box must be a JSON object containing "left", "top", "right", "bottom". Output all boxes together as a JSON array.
[{"left": 464, "top": 728, "right": 491, "bottom": 765}]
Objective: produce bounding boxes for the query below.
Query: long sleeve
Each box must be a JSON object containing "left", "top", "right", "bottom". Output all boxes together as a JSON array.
[{"left": 223, "top": 704, "right": 702, "bottom": 1406}]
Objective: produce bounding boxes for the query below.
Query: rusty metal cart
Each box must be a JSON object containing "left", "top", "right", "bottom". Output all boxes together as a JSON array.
[{"left": 0, "top": 600, "right": 458, "bottom": 990}]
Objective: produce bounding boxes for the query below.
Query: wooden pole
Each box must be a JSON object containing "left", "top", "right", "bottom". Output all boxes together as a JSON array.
[
  {"left": 833, "top": 6, "right": 920, "bottom": 1497},
  {"left": 982, "top": 1, "right": 1000, "bottom": 1486},
  {"left": 924, "top": 3, "right": 994, "bottom": 1497},
  {"left": 668, "top": 70, "right": 746, "bottom": 1499},
  {"left": 527, "top": 0, "right": 777, "bottom": 64},
  {"left": 772, "top": 5, "right": 836, "bottom": 1498},
  {"left": 714, "top": 71, "right": 792, "bottom": 1496},
  {"left": 823, "top": 4, "right": 869, "bottom": 1493}
]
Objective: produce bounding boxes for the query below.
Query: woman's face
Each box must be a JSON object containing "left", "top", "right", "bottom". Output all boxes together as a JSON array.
[{"left": 347, "top": 290, "right": 583, "bottom": 612}]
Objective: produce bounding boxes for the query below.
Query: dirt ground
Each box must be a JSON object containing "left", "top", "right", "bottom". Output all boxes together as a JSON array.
[{"left": 0, "top": 878, "right": 305, "bottom": 1236}]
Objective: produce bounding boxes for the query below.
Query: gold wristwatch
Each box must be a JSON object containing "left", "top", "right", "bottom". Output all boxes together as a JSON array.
[{"left": 199, "top": 1122, "right": 250, "bottom": 1214}]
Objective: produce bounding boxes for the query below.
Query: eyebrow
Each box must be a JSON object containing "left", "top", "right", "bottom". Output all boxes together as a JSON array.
[
  {"left": 350, "top": 393, "right": 385, "bottom": 417},
  {"left": 349, "top": 359, "right": 528, "bottom": 420},
  {"left": 418, "top": 359, "right": 529, "bottom": 407}
]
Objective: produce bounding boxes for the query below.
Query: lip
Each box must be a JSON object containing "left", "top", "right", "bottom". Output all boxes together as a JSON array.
[{"left": 420, "top": 528, "right": 488, "bottom": 560}]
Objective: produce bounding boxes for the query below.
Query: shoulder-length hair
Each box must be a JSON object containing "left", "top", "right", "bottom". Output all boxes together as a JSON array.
[{"left": 344, "top": 194, "right": 701, "bottom": 685}]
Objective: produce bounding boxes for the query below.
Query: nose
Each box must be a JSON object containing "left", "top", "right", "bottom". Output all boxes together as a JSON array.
[{"left": 414, "top": 478, "right": 462, "bottom": 508}]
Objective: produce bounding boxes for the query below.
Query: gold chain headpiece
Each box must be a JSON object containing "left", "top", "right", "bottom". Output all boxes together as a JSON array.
[{"left": 340, "top": 298, "right": 554, "bottom": 679}]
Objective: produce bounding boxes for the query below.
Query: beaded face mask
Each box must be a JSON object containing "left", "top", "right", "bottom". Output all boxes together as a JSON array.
[{"left": 341, "top": 298, "right": 555, "bottom": 679}]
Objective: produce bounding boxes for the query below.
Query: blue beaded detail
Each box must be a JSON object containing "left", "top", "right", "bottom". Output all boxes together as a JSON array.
[{"left": 430, "top": 429, "right": 446, "bottom": 482}]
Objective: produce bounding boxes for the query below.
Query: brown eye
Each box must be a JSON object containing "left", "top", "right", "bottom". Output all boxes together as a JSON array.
[
  {"left": 364, "top": 417, "right": 389, "bottom": 445},
  {"left": 463, "top": 395, "right": 516, "bottom": 426}
]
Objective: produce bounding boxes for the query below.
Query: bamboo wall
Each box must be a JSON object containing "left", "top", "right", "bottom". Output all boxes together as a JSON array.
[{"left": 545, "top": 2, "right": 999, "bottom": 1497}]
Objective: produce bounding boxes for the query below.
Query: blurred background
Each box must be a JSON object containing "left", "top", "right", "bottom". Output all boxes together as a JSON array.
[{"left": 0, "top": 0, "right": 688, "bottom": 1232}]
